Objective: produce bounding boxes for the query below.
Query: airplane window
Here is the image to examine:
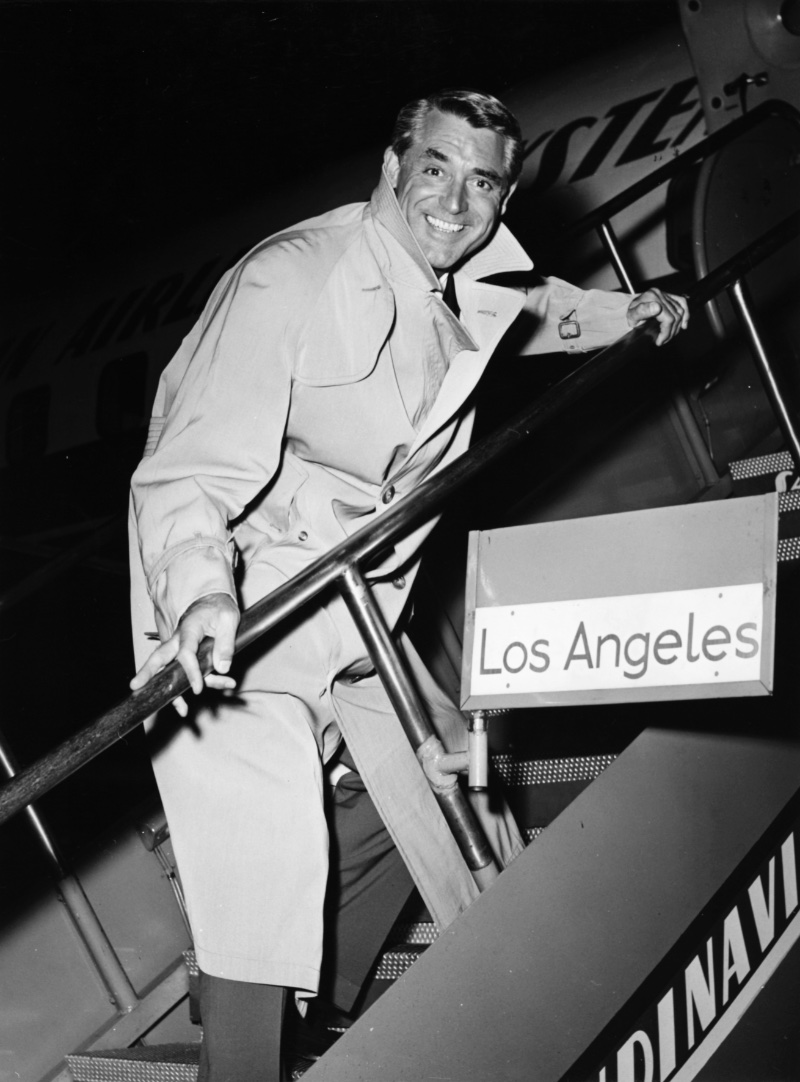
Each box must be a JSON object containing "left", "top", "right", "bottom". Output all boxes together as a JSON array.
[
  {"left": 96, "top": 352, "right": 148, "bottom": 439},
  {"left": 6, "top": 385, "right": 50, "bottom": 464}
]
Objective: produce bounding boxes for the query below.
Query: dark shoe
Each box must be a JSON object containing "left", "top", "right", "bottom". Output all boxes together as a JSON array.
[{"left": 284, "top": 1000, "right": 350, "bottom": 1079}]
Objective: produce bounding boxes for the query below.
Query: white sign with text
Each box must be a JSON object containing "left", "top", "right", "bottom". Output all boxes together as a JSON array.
[{"left": 471, "top": 583, "right": 764, "bottom": 697}]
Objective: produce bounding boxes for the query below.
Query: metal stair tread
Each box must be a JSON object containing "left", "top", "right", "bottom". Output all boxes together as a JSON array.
[
  {"left": 729, "top": 450, "right": 794, "bottom": 480},
  {"left": 373, "top": 945, "right": 427, "bottom": 981},
  {"left": 492, "top": 752, "right": 617, "bottom": 786},
  {"left": 69, "top": 1045, "right": 199, "bottom": 1063},
  {"left": 67, "top": 1044, "right": 199, "bottom": 1082}
]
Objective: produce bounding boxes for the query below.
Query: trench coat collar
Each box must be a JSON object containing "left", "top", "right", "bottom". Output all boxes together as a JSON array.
[
  {"left": 368, "top": 168, "right": 533, "bottom": 289},
  {"left": 366, "top": 170, "right": 533, "bottom": 468}
]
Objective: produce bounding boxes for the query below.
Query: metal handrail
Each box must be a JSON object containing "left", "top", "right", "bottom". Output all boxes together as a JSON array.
[
  {"left": 1, "top": 208, "right": 797, "bottom": 829},
  {"left": 558, "top": 95, "right": 800, "bottom": 474}
]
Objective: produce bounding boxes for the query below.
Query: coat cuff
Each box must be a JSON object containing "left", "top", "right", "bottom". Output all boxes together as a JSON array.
[
  {"left": 149, "top": 539, "right": 237, "bottom": 634},
  {"left": 562, "top": 288, "right": 632, "bottom": 354}
]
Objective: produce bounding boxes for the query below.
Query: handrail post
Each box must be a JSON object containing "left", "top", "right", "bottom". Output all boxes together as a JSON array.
[
  {"left": 597, "top": 220, "right": 636, "bottom": 293},
  {"left": 0, "top": 734, "right": 64, "bottom": 877},
  {"left": 0, "top": 732, "right": 140, "bottom": 1014},
  {"left": 728, "top": 277, "right": 800, "bottom": 475},
  {"left": 337, "top": 563, "right": 498, "bottom": 889},
  {"left": 596, "top": 221, "right": 720, "bottom": 488}
]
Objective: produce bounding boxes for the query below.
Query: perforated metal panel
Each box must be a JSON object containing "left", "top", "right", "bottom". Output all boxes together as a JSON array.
[
  {"left": 730, "top": 451, "right": 794, "bottom": 480},
  {"left": 525, "top": 826, "right": 546, "bottom": 844},
  {"left": 67, "top": 1045, "right": 199, "bottom": 1082},
  {"left": 493, "top": 754, "right": 616, "bottom": 787},
  {"left": 778, "top": 537, "right": 800, "bottom": 563},
  {"left": 391, "top": 922, "right": 438, "bottom": 945},
  {"left": 373, "top": 948, "right": 425, "bottom": 982}
]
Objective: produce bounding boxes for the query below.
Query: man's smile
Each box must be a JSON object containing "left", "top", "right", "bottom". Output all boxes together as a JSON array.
[{"left": 424, "top": 214, "right": 465, "bottom": 234}]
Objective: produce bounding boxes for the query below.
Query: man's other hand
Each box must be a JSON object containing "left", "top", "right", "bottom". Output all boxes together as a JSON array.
[
  {"left": 627, "top": 288, "right": 689, "bottom": 346},
  {"left": 130, "top": 593, "right": 240, "bottom": 717}
]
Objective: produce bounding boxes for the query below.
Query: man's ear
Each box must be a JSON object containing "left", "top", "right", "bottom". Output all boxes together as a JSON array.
[
  {"left": 500, "top": 179, "right": 518, "bottom": 217},
  {"left": 383, "top": 146, "right": 401, "bottom": 185}
]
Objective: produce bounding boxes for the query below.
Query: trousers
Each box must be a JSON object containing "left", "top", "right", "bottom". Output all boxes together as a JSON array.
[{"left": 197, "top": 749, "right": 416, "bottom": 1081}]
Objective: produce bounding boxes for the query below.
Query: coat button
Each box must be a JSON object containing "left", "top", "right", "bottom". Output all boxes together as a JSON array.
[
  {"left": 392, "top": 575, "right": 406, "bottom": 590},
  {"left": 298, "top": 531, "right": 308, "bottom": 542},
  {"left": 381, "top": 485, "right": 396, "bottom": 504}
]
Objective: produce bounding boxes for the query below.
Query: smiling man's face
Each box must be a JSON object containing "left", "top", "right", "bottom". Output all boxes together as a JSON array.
[{"left": 384, "top": 109, "right": 517, "bottom": 275}]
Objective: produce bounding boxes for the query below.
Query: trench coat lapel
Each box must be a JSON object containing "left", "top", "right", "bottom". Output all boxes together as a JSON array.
[
  {"left": 367, "top": 176, "right": 533, "bottom": 464},
  {"left": 406, "top": 280, "right": 528, "bottom": 459}
]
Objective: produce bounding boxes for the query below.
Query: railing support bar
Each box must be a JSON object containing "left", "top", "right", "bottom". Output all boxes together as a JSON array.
[
  {"left": 337, "top": 564, "right": 498, "bottom": 883},
  {"left": 597, "top": 221, "right": 635, "bottom": 293},
  {"left": 728, "top": 277, "right": 800, "bottom": 472},
  {"left": 57, "top": 875, "right": 141, "bottom": 1014},
  {"left": 0, "top": 734, "right": 139, "bottom": 1014},
  {"left": 597, "top": 222, "right": 719, "bottom": 488},
  {"left": 0, "top": 735, "right": 63, "bottom": 876}
]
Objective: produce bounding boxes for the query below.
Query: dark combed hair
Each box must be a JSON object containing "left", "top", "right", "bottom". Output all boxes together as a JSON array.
[{"left": 391, "top": 88, "right": 524, "bottom": 187}]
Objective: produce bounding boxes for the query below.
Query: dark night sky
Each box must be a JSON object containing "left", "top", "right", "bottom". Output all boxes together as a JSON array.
[{"left": 2, "top": 2, "right": 678, "bottom": 308}]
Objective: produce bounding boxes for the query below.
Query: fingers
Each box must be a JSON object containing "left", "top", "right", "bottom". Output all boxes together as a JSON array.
[
  {"left": 172, "top": 675, "right": 236, "bottom": 719},
  {"left": 204, "top": 673, "right": 237, "bottom": 691},
  {"left": 175, "top": 617, "right": 206, "bottom": 696},
  {"left": 129, "top": 634, "right": 181, "bottom": 690},
  {"left": 130, "top": 592, "right": 241, "bottom": 714},
  {"left": 651, "top": 289, "right": 689, "bottom": 346},
  {"left": 210, "top": 604, "right": 238, "bottom": 675},
  {"left": 129, "top": 634, "right": 195, "bottom": 716},
  {"left": 169, "top": 670, "right": 236, "bottom": 716},
  {"left": 628, "top": 289, "right": 690, "bottom": 346}
]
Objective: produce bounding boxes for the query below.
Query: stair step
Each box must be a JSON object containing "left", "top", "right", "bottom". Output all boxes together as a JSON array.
[
  {"left": 494, "top": 753, "right": 619, "bottom": 835},
  {"left": 181, "top": 921, "right": 441, "bottom": 999},
  {"left": 778, "top": 535, "right": 800, "bottom": 563},
  {"left": 391, "top": 920, "right": 438, "bottom": 945},
  {"left": 492, "top": 753, "right": 616, "bottom": 787},
  {"left": 67, "top": 1044, "right": 199, "bottom": 1082},
  {"left": 729, "top": 449, "right": 794, "bottom": 487},
  {"left": 373, "top": 945, "right": 427, "bottom": 981}
]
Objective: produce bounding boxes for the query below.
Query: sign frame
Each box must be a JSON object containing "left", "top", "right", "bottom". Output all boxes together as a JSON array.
[{"left": 461, "top": 495, "right": 778, "bottom": 710}]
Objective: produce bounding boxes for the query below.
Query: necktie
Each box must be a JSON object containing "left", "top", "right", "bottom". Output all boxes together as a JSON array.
[{"left": 442, "top": 273, "right": 460, "bottom": 320}]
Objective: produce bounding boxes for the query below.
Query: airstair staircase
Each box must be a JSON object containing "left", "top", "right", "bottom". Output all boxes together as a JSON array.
[
  {"left": 65, "top": 460, "right": 800, "bottom": 1079},
  {"left": 56, "top": 415, "right": 800, "bottom": 1082},
  {"left": 63, "top": 748, "right": 622, "bottom": 1082},
  {"left": 10, "top": 416, "right": 800, "bottom": 1082}
]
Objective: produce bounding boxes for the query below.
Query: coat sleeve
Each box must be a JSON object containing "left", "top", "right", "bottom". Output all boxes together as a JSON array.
[
  {"left": 130, "top": 248, "right": 297, "bottom": 635},
  {"left": 517, "top": 275, "right": 632, "bottom": 355}
]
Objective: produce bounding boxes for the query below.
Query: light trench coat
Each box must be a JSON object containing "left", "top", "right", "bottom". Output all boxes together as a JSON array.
[{"left": 129, "top": 169, "right": 632, "bottom": 990}]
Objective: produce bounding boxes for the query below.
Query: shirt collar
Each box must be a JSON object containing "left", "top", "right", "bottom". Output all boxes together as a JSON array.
[{"left": 368, "top": 167, "right": 533, "bottom": 289}]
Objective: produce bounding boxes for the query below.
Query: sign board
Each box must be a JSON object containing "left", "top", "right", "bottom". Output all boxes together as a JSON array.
[{"left": 461, "top": 495, "right": 778, "bottom": 710}]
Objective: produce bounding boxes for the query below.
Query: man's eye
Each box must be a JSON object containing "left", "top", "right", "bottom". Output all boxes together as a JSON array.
[
  {"left": 474, "top": 178, "right": 493, "bottom": 191},
  {"left": 424, "top": 167, "right": 442, "bottom": 176}
]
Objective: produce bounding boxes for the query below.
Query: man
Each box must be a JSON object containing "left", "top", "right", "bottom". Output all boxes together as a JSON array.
[{"left": 129, "top": 89, "right": 688, "bottom": 1079}]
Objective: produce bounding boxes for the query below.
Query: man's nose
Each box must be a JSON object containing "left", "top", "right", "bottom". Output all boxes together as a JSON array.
[{"left": 441, "top": 178, "right": 468, "bottom": 216}]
